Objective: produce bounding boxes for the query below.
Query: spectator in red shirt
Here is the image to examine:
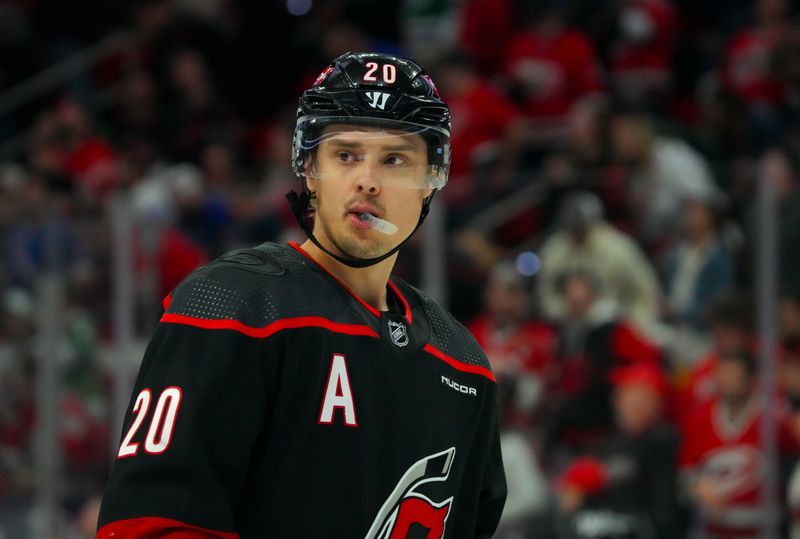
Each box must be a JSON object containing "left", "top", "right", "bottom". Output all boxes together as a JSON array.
[
  {"left": 680, "top": 349, "right": 799, "bottom": 538},
  {"left": 469, "top": 261, "right": 557, "bottom": 427},
  {"left": 722, "top": 0, "right": 797, "bottom": 108},
  {"left": 721, "top": 0, "right": 800, "bottom": 145},
  {"left": 435, "top": 52, "right": 525, "bottom": 208},
  {"left": 676, "top": 292, "right": 753, "bottom": 432},
  {"left": 779, "top": 292, "right": 800, "bottom": 408},
  {"left": 156, "top": 227, "right": 208, "bottom": 300},
  {"left": 27, "top": 97, "right": 118, "bottom": 202},
  {"left": 501, "top": 3, "right": 604, "bottom": 133},
  {"left": 544, "top": 268, "right": 662, "bottom": 456},
  {"left": 458, "top": 0, "right": 515, "bottom": 75},
  {"left": 610, "top": 0, "right": 678, "bottom": 100},
  {"left": 130, "top": 164, "right": 209, "bottom": 300}
]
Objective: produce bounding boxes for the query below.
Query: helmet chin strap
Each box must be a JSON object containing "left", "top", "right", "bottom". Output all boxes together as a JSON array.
[{"left": 285, "top": 189, "right": 434, "bottom": 269}]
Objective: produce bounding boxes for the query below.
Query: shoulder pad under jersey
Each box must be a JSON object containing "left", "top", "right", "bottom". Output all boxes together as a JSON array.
[
  {"left": 163, "top": 242, "right": 359, "bottom": 328},
  {"left": 401, "top": 281, "right": 493, "bottom": 377}
]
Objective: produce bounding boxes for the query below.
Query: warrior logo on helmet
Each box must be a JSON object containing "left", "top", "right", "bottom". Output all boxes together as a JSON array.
[{"left": 365, "top": 447, "right": 456, "bottom": 539}]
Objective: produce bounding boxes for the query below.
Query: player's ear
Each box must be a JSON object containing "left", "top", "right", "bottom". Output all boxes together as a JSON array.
[{"left": 304, "top": 160, "right": 318, "bottom": 192}]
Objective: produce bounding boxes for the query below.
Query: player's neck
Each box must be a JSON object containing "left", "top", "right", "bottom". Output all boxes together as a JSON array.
[
  {"left": 300, "top": 239, "right": 397, "bottom": 311},
  {"left": 722, "top": 393, "right": 752, "bottom": 421}
]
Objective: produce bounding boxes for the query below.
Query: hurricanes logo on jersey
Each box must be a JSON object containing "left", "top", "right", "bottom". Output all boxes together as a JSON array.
[
  {"left": 365, "top": 448, "right": 455, "bottom": 539},
  {"left": 701, "top": 444, "right": 765, "bottom": 498}
]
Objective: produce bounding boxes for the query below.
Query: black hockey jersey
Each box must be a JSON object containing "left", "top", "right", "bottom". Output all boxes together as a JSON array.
[{"left": 97, "top": 241, "right": 507, "bottom": 538}]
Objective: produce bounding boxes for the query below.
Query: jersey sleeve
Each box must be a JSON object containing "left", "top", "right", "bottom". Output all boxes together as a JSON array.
[{"left": 97, "top": 278, "right": 277, "bottom": 537}]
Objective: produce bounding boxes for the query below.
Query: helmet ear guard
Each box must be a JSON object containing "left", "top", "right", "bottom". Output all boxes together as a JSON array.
[{"left": 287, "top": 51, "right": 450, "bottom": 268}]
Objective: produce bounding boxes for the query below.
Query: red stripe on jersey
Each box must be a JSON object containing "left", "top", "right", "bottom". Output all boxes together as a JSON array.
[
  {"left": 423, "top": 344, "right": 496, "bottom": 382},
  {"left": 162, "top": 293, "right": 172, "bottom": 311},
  {"left": 388, "top": 279, "right": 412, "bottom": 324},
  {"left": 96, "top": 516, "right": 239, "bottom": 538},
  {"left": 160, "top": 314, "right": 379, "bottom": 339},
  {"left": 288, "top": 241, "right": 382, "bottom": 317}
]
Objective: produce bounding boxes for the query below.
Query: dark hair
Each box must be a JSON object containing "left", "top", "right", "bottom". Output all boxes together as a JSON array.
[
  {"left": 719, "top": 349, "right": 757, "bottom": 377},
  {"left": 519, "top": 0, "right": 566, "bottom": 26},
  {"left": 608, "top": 97, "right": 654, "bottom": 123},
  {"left": 781, "top": 289, "right": 800, "bottom": 305},
  {"left": 765, "top": 143, "right": 800, "bottom": 183},
  {"left": 436, "top": 50, "right": 478, "bottom": 72},
  {"left": 704, "top": 292, "right": 754, "bottom": 331},
  {"left": 556, "top": 268, "right": 602, "bottom": 297}
]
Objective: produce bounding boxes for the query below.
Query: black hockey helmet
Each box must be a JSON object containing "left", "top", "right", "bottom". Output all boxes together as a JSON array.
[{"left": 287, "top": 51, "right": 452, "bottom": 268}]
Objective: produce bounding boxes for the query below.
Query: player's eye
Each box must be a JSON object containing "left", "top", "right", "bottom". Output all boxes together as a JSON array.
[
  {"left": 384, "top": 155, "right": 407, "bottom": 166},
  {"left": 336, "top": 151, "right": 354, "bottom": 162}
]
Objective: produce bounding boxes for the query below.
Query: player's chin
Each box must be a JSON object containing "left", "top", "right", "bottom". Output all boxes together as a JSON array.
[{"left": 340, "top": 233, "right": 395, "bottom": 260}]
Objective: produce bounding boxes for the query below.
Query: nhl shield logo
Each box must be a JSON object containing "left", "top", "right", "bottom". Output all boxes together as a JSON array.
[{"left": 388, "top": 321, "right": 409, "bottom": 347}]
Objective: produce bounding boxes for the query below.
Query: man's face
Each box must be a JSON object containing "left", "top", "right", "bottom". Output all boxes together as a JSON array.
[
  {"left": 610, "top": 116, "right": 648, "bottom": 164},
  {"left": 486, "top": 281, "right": 527, "bottom": 325},
  {"left": 684, "top": 199, "right": 714, "bottom": 237},
  {"left": 780, "top": 296, "right": 800, "bottom": 340},
  {"left": 613, "top": 384, "right": 662, "bottom": 435},
  {"left": 711, "top": 323, "right": 749, "bottom": 354},
  {"left": 563, "top": 276, "right": 596, "bottom": 320},
  {"left": 305, "top": 125, "right": 432, "bottom": 259},
  {"left": 715, "top": 358, "right": 753, "bottom": 402}
]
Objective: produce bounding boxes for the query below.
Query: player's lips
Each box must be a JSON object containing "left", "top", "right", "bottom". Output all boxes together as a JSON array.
[
  {"left": 346, "top": 203, "right": 384, "bottom": 220},
  {"left": 347, "top": 213, "right": 373, "bottom": 229}
]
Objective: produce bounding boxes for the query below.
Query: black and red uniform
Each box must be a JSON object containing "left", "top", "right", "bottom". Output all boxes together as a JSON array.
[{"left": 97, "top": 241, "right": 507, "bottom": 538}]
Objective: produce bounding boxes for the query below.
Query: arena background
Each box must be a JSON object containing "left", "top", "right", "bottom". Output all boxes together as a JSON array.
[{"left": 1, "top": 0, "right": 800, "bottom": 537}]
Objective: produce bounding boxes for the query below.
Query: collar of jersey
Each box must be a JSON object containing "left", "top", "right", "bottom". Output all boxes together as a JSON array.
[{"left": 288, "top": 241, "right": 412, "bottom": 324}]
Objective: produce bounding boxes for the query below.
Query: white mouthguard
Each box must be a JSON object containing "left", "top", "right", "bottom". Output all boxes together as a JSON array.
[{"left": 359, "top": 212, "right": 398, "bottom": 235}]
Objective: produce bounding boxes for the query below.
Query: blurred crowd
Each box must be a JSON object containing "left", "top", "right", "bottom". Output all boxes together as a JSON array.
[{"left": 2, "top": 0, "right": 800, "bottom": 537}]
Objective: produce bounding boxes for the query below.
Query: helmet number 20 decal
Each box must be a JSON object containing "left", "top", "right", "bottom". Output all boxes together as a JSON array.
[{"left": 364, "top": 62, "right": 397, "bottom": 84}]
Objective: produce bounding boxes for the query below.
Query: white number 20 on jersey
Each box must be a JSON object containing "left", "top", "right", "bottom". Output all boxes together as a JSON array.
[{"left": 117, "top": 387, "right": 182, "bottom": 458}]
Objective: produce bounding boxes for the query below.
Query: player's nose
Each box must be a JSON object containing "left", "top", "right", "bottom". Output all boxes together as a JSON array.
[{"left": 354, "top": 161, "right": 381, "bottom": 195}]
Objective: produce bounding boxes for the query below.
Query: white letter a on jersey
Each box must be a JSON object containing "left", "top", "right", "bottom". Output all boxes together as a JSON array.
[{"left": 318, "top": 354, "right": 358, "bottom": 427}]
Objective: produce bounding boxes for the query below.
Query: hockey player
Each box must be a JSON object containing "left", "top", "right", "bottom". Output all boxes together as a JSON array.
[{"left": 97, "top": 52, "right": 507, "bottom": 538}]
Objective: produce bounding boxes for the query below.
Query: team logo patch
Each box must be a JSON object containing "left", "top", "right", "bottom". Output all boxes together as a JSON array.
[
  {"left": 702, "top": 444, "right": 765, "bottom": 498},
  {"left": 388, "top": 321, "right": 409, "bottom": 347},
  {"left": 365, "top": 91, "right": 391, "bottom": 110},
  {"left": 365, "top": 447, "right": 456, "bottom": 539}
]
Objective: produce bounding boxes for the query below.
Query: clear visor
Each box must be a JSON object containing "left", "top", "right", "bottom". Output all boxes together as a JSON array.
[{"left": 295, "top": 116, "right": 449, "bottom": 190}]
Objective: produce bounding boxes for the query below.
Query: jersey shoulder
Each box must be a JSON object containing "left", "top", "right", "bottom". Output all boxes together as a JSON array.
[
  {"left": 164, "top": 242, "right": 351, "bottom": 327},
  {"left": 397, "top": 279, "right": 493, "bottom": 375}
]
